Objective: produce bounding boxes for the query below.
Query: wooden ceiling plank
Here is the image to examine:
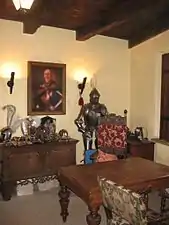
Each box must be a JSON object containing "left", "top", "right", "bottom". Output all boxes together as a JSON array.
[
  {"left": 76, "top": 0, "right": 145, "bottom": 41},
  {"left": 76, "top": 0, "right": 169, "bottom": 41},
  {"left": 76, "top": 20, "right": 126, "bottom": 41},
  {"left": 129, "top": 12, "right": 169, "bottom": 48},
  {"left": 1, "top": 0, "right": 169, "bottom": 46}
]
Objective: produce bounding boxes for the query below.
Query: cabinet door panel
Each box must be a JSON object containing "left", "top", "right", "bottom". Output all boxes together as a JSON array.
[
  {"left": 4, "top": 152, "right": 42, "bottom": 179},
  {"left": 129, "top": 142, "right": 154, "bottom": 161},
  {"left": 45, "top": 148, "right": 75, "bottom": 173}
]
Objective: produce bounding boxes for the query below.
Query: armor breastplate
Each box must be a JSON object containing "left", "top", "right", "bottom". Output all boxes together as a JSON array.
[{"left": 83, "top": 104, "right": 104, "bottom": 130}]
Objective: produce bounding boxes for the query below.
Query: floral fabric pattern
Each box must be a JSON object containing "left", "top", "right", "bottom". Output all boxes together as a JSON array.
[
  {"left": 107, "top": 214, "right": 130, "bottom": 225},
  {"left": 97, "top": 124, "right": 128, "bottom": 149},
  {"left": 96, "top": 150, "right": 118, "bottom": 162},
  {"left": 98, "top": 177, "right": 147, "bottom": 225}
]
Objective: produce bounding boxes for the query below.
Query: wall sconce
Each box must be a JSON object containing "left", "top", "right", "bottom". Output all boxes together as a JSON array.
[
  {"left": 7, "top": 72, "right": 15, "bottom": 94},
  {"left": 0, "top": 62, "right": 21, "bottom": 79},
  {"left": 73, "top": 68, "right": 91, "bottom": 106},
  {"left": 77, "top": 77, "right": 87, "bottom": 106},
  {"left": 78, "top": 77, "right": 87, "bottom": 94}
]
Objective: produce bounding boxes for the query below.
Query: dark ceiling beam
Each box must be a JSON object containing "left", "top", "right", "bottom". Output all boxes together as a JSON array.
[
  {"left": 76, "top": 0, "right": 169, "bottom": 41},
  {"left": 23, "top": 16, "right": 40, "bottom": 34},
  {"left": 22, "top": 0, "right": 43, "bottom": 34},
  {"left": 76, "top": 20, "right": 126, "bottom": 41},
  {"left": 129, "top": 11, "right": 169, "bottom": 48}
]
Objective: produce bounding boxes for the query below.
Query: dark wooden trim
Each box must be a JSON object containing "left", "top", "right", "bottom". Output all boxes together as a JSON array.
[{"left": 159, "top": 53, "right": 169, "bottom": 142}]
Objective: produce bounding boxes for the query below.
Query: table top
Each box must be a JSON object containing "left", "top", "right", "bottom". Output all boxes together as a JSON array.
[{"left": 58, "top": 157, "right": 169, "bottom": 207}]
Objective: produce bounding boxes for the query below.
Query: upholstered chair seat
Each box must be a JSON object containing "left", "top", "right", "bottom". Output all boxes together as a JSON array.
[{"left": 96, "top": 149, "right": 118, "bottom": 162}]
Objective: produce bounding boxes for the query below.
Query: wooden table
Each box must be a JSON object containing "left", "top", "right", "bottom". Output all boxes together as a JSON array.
[{"left": 58, "top": 157, "right": 169, "bottom": 225}]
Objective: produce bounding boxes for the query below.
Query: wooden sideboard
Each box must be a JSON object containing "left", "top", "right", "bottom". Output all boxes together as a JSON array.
[
  {"left": 0, "top": 139, "right": 78, "bottom": 201},
  {"left": 127, "top": 139, "right": 155, "bottom": 161}
]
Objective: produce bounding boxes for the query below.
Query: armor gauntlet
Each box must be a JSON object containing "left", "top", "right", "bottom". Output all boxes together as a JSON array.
[{"left": 74, "top": 117, "right": 86, "bottom": 134}]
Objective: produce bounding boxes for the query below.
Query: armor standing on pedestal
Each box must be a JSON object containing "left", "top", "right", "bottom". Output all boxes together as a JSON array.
[{"left": 74, "top": 88, "right": 108, "bottom": 151}]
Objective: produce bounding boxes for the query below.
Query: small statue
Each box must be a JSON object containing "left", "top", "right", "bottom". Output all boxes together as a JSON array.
[
  {"left": 0, "top": 105, "right": 23, "bottom": 142},
  {"left": 74, "top": 88, "right": 108, "bottom": 150},
  {"left": 37, "top": 116, "right": 56, "bottom": 142},
  {"left": 21, "top": 117, "right": 39, "bottom": 137}
]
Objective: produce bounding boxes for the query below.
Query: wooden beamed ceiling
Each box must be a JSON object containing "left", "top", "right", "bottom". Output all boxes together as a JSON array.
[{"left": 1, "top": 0, "right": 169, "bottom": 48}]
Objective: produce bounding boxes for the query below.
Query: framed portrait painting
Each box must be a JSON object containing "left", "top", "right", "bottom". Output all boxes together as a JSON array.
[{"left": 27, "top": 61, "right": 66, "bottom": 115}]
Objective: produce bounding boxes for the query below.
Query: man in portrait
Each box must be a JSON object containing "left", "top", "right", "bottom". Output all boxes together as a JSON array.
[{"left": 34, "top": 68, "right": 62, "bottom": 112}]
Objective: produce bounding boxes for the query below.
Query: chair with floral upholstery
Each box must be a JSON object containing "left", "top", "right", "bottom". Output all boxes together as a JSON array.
[
  {"left": 98, "top": 177, "right": 169, "bottom": 225},
  {"left": 92, "top": 110, "right": 129, "bottom": 162},
  {"left": 98, "top": 176, "right": 147, "bottom": 225}
]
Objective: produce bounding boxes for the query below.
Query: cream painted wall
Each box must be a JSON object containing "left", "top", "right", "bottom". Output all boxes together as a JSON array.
[
  {"left": 130, "top": 30, "right": 169, "bottom": 165},
  {"left": 0, "top": 19, "right": 130, "bottom": 163}
]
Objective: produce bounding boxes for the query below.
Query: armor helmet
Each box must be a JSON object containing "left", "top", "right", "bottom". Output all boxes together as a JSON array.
[
  {"left": 89, "top": 88, "right": 100, "bottom": 104},
  {"left": 89, "top": 88, "right": 100, "bottom": 97}
]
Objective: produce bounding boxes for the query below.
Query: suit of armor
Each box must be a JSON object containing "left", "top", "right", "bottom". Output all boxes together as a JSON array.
[{"left": 75, "top": 88, "right": 108, "bottom": 150}]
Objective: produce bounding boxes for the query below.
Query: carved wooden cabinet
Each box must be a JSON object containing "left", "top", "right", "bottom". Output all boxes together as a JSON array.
[
  {"left": 127, "top": 139, "right": 155, "bottom": 161},
  {"left": 0, "top": 139, "right": 78, "bottom": 201}
]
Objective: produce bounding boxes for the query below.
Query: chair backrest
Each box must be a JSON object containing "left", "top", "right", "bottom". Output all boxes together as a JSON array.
[
  {"left": 98, "top": 176, "right": 147, "bottom": 225},
  {"left": 97, "top": 110, "right": 129, "bottom": 157}
]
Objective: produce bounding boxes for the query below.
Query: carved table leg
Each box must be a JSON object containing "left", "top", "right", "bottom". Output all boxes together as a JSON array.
[
  {"left": 1, "top": 181, "right": 13, "bottom": 201},
  {"left": 58, "top": 183, "right": 70, "bottom": 222},
  {"left": 86, "top": 207, "right": 101, "bottom": 225}
]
